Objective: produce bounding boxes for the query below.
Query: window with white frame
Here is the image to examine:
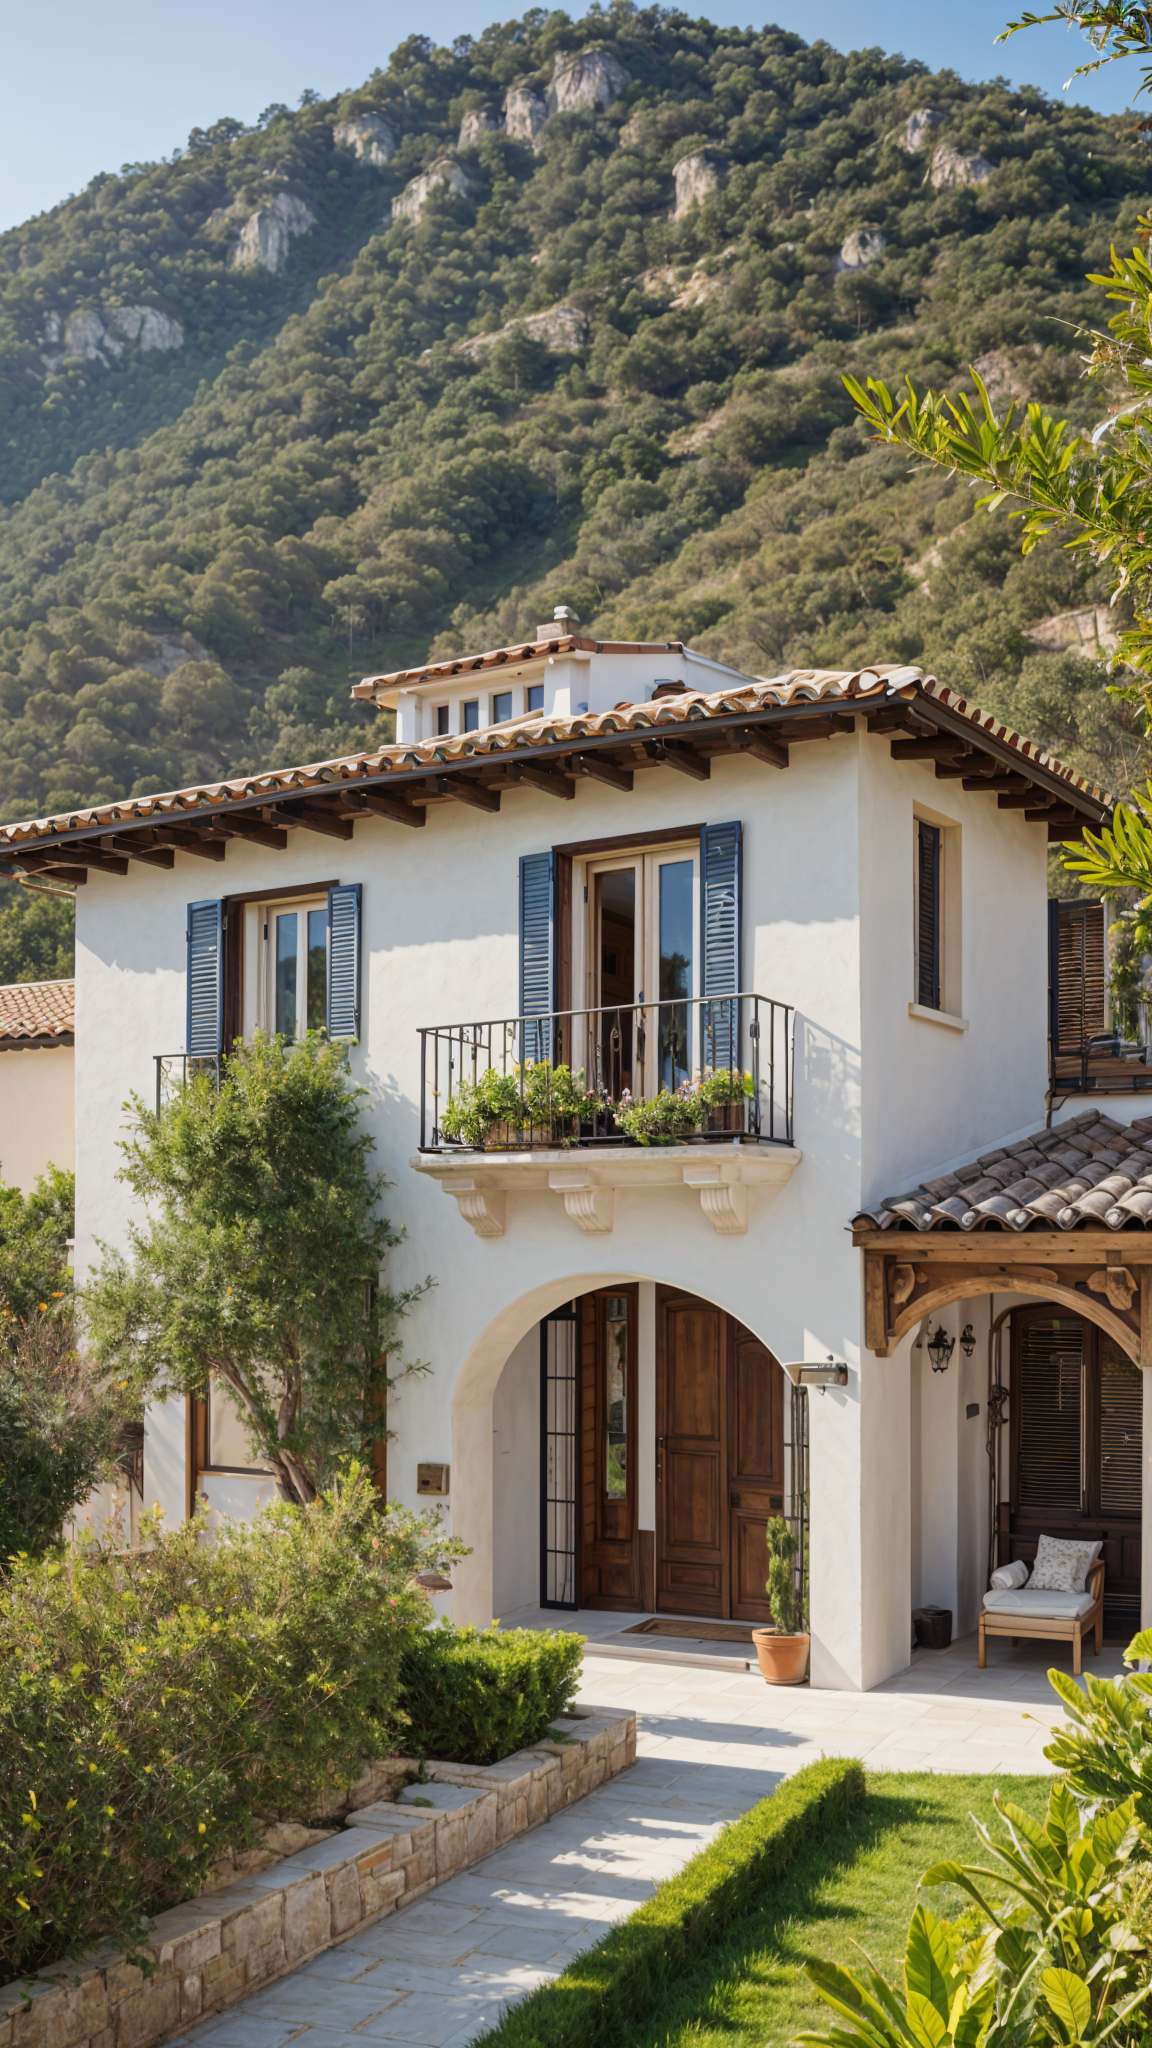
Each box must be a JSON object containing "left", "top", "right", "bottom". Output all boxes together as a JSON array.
[{"left": 264, "top": 897, "right": 328, "bottom": 1039}]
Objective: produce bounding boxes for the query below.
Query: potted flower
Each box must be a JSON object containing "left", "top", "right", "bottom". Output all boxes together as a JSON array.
[
  {"left": 612, "top": 1087, "right": 704, "bottom": 1146},
  {"left": 751, "top": 1516, "right": 810, "bottom": 1685},
  {"left": 520, "top": 1060, "right": 599, "bottom": 1146},
  {"left": 696, "top": 1068, "right": 753, "bottom": 1136},
  {"left": 438, "top": 1067, "right": 529, "bottom": 1149}
]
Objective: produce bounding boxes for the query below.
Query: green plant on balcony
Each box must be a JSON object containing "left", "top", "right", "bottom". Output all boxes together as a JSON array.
[
  {"left": 438, "top": 1062, "right": 598, "bottom": 1148},
  {"left": 695, "top": 1068, "right": 754, "bottom": 1105},
  {"left": 612, "top": 1088, "right": 705, "bottom": 1146}
]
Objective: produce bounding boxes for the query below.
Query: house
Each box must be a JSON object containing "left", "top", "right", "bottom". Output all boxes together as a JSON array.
[
  {"left": 3, "top": 611, "right": 1142, "bottom": 1691},
  {"left": 0, "top": 977, "right": 75, "bottom": 1193}
]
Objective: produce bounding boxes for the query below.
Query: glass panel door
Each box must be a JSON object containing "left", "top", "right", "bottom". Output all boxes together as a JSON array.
[
  {"left": 593, "top": 866, "right": 636, "bottom": 1096},
  {"left": 657, "top": 858, "right": 693, "bottom": 1089},
  {"left": 268, "top": 899, "right": 327, "bottom": 1039},
  {"left": 540, "top": 1304, "right": 578, "bottom": 1608}
]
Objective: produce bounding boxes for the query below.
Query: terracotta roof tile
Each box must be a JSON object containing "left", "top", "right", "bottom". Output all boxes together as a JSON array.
[
  {"left": 854, "top": 1111, "right": 1152, "bottom": 1233},
  {"left": 0, "top": 979, "right": 75, "bottom": 1044},
  {"left": 0, "top": 661, "right": 1111, "bottom": 850}
]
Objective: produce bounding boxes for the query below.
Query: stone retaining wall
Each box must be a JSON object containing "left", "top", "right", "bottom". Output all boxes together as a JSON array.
[{"left": 1, "top": 1707, "right": 635, "bottom": 2048}]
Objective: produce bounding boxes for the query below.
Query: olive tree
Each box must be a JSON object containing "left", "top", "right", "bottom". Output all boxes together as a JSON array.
[{"left": 85, "top": 1034, "right": 428, "bottom": 1505}]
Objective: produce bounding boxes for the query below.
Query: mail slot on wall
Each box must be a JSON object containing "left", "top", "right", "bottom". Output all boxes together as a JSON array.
[{"left": 417, "top": 1463, "right": 450, "bottom": 1496}]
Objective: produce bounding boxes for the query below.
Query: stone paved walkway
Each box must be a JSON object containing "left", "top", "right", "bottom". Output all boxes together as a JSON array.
[{"left": 174, "top": 1629, "right": 1122, "bottom": 2048}]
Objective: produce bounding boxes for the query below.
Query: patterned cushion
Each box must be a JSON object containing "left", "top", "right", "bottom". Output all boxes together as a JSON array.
[{"left": 1028, "top": 1534, "right": 1097, "bottom": 1593}]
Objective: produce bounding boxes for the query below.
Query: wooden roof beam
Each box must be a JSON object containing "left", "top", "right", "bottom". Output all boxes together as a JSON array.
[
  {"left": 1027, "top": 804, "right": 1078, "bottom": 824},
  {"left": 430, "top": 775, "right": 501, "bottom": 815},
  {"left": 890, "top": 736, "right": 971, "bottom": 761},
  {"left": 36, "top": 866, "right": 87, "bottom": 885},
  {"left": 509, "top": 763, "right": 576, "bottom": 800},
  {"left": 961, "top": 773, "right": 1032, "bottom": 794},
  {"left": 100, "top": 835, "right": 175, "bottom": 869},
  {"left": 568, "top": 753, "right": 634, "bottom": 793},
  {"left": 346, "top": 790, "right": 425, "bottom": 828},
  {"left": 26, "top": 844, "right": 128, "bottom": 876},
  {"left": 213, "top": 813, "right": 289, "bottom": 851},
  {"left": 266, "top": 804, "right": 352, "bottom": 842},
  {"left": 645, "top": 738, "right": 710, "bottom": 781},
  {"left": 999, "top": 790, "right": 1055, "bottom": 810},
  {"left": 726, "top": 729, "right": 789, "bottom": 770},
  {"left": 145, "top": 825, "right": 228, "bottom": 861}
]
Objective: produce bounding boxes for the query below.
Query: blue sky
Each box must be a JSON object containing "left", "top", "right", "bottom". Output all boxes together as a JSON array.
[{"left": 0, "top": 0, "right": 1140, "bottom": 234}]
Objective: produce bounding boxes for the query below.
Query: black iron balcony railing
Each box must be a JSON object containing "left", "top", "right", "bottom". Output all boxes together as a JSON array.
[
  {"left": 419, "top": 993, "right": 793, "bottom": 1152},
  {"left": 155, "top": 1052, "right": 223, "bottom": 1113}
]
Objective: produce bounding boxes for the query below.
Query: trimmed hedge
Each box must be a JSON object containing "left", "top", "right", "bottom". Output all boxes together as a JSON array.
[
  {"left": 477, "top": 1756, "right": 866, "bottom": 2048},
  {"left": 397, "top": 1620, "right": 585, "bottom": 1765}
]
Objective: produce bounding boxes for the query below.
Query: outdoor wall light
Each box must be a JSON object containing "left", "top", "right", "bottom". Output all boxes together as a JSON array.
[
  {"left": 960, "top": 1324, "right": 976, "bottom": 1360},
  {"left": 927, "top": 1325, "right": 956, "bottom": 1373},
  {"left": 796, "top": 1358, "right": 849, "bottom": 1391}
]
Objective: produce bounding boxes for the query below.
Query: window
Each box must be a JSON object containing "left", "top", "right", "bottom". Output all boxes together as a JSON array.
[
  {"left": 462, "top": 699, "right": 479, "bottom": 733},
  {"left": 435, "top": 704, "right": 450, "bottom": 736},
  {"left": 267, "top": 898, "right": 327, "bottom": 1039},
  {"left": 915, "top": 820, "right": 941, "bottom": 1010},
  {"left": 582, "top": 845, "right": 700, "bottom": 1095},
  {"left": 527, "top": 684, "right": 544, "bottom": 713},
  {"left": 208, "top": 1383, "right": 268, "bottom": 1473},
  {"left": 603, "top": 1294, "right": 629, "bottom": 1500},
  {"left": 492, "top": 690, "right": 512, "bottom": 724}
]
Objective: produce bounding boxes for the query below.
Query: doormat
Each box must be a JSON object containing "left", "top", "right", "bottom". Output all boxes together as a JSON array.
[{"left": 622, "top": 1618, "right": 758, "bottom": 1644}]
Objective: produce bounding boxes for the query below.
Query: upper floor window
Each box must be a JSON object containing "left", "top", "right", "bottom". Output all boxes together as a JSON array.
[
  {"left": 492, "top": 690, "right": 512, "bottom": 723},
  {"left": 462, "top": 699, "right": 480, "bottom": 733},
  {"left": 435, "top": 704, "right": 450, "bottom": 736},
  {"left": 911, "top": 809, "right": 963, "bottom": 1026},
  {"left": 915, "top": 820, "right": 941, "bottom": 1010},
  {"left": 272, "top": 899, "right": 327, "bottom": 1039},
  {"left": 527, "top": 684, "right": 544, "bottom": 713}
]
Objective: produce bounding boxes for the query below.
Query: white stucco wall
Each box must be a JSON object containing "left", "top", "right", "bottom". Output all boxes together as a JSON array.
[
  {"left": 0, "top": 1044, "right": 74, "bottom": 1192},
  {"left": 75, "top": 718, "right": 1059, "bottom": 1691}
]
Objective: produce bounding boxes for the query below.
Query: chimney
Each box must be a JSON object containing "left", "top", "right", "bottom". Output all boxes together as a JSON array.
[{"left": 537, "top": 603, "right": 580, "bottom": 640}]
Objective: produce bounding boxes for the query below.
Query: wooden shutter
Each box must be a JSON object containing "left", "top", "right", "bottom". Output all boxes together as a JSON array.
[
  {"left": 1017, "top": 1318, "right": 1083, "bottom": 1513},
  {"left": 1100, "top": 1343, "right": 1142, "bottom": 1515},
  {"left": 701, "top": 821, "right": 742, "bottom": 1070},
  {"left": 186, "top": 899, "right": 223, "bottom": 1055},
  {"left": 916, "top": 821, "right": 941, "bottom": 1010},
  {"left": 1049, "top": 898, "right": 1106, "bottom": 1053},
  {"left": 519, "top": 852, "right": 554, "bottom": 1061},
  {"left": 327, "top": 884, "right": 361, "bottom": 1040}
]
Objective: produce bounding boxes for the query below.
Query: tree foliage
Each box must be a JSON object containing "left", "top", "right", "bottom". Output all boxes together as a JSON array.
[
  {"left": 0, "top": 1309, "right": 138, "bottom": 1563},
  {"left": 0, "top": 883, "right": 74, "bottom": 984},
  {"left": 84, "top": 1036, "right": 427, "bottom": 1505},
  {"left": 0, "top": 4, "right": 1148, "bottom": 838}
]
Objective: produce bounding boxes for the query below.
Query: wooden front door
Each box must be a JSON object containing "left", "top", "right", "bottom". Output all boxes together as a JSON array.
[
  {"left": 578, "top": 1286, "right": 640, "bottom": 1608},
  {"left": 728, "top": 1325, "right": 784, "bottom": 1622},
  {"left": 656, "top": 1290, "right": 728, "bottom": 1614},
  {"left": 655, "top": 1289, "right": 787, "bottom": 1620}
]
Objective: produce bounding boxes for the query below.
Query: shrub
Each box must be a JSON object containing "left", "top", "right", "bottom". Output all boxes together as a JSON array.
[
  {"left": 397, "top": 1620, "right": 585, "bottom": 1764},
  {"left": 1042, "top": 1625, "right": 1152, "bottom": 1830},
  {"left": 612, "top": 1088, "right": 703, "bottom": 1145},
  {"left": 0, "top": 1165, "right": 73, "bottom": 1320},
  {"left": 0, "top": 1310, "right": 139, "bottom": 1562},
  {"left": 0, "top": 1467, "right": 457, "bottom": 1979},
  {"left": 766, "top": 1514, "right": 799, "bottom": 1635},
  {"left": 481, "top": 1759, "right": 865, "bottom": 2048}
]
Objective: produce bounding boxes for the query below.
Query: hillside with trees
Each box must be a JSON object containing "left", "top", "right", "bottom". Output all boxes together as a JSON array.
[{"left": 0, "top": 0, "right": 1148, "bottom": 848}]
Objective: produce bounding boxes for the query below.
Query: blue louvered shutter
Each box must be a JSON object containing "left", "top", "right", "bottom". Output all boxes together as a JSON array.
[
  {"left": 700, "top": 821, "right": 742, "bottom": 1073},
  {"left": 186, "top": 899, "right": 224, "bottom": 1055},
  {"left": 519, "top": 852, "right": 554, "bottom": 1063},
  {"left": 327, "top": 884, "right": 362, "bottom": 1040}
]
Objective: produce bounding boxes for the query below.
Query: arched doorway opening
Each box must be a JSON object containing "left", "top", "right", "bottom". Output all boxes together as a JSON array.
[{"left": 471, "top": 1281, "right": 806, "bottom": 1630}]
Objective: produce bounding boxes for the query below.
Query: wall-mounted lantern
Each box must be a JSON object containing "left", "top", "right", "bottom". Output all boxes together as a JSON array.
[
  {"left": 927, "top": 1325, "right": 956, "bottom": 1374},
  {"left": 960, "top": 1324, "right": 976, "bottom": 1360}
]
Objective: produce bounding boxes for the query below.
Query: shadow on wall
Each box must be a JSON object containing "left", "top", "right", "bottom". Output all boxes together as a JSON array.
[{"left": 795, "top": 1014, "right": 862, "bottom": 1197}]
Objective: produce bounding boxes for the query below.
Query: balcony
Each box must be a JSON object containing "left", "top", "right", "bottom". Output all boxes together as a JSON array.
[
  {"left": 1049, "top": 1004, "right": 1152, "bottom": 1099},
  {"left": 413, "top": 993, "right": 800, "bottom": 1238}
]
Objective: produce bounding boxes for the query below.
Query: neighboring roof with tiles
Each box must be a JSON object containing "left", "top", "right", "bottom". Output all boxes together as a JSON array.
[
  {"left": 853, "top": 1111, "right": 1152, "bottom": 1234},
  {"left": 0, "top": 662, "right": 1112, "bottom": 852},
  {"left": 0, "top": 979, "right": 75, "bottom": 1046}
]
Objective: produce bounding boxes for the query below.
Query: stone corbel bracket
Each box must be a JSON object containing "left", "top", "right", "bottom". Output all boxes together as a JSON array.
[{"left": 413, "top": 1143, "right": 801, "bottom": 1237}]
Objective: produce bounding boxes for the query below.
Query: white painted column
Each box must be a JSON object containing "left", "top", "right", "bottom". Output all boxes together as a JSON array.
[{"left": 142, "top": 1394, "right": 189, "bottom": 1528}]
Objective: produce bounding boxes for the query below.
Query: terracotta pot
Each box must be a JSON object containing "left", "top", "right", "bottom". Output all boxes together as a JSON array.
[
  {"left": 751, "top": 1628, "right": 810, "bottom": 1685},
  {"left": 704, "top": 1103, "right": 746, "bottom": 1135}
]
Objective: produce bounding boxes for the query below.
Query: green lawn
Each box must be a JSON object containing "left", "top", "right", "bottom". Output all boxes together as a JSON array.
[{"left": 622, "top": 1772, "right": 1052, "bottom": 2048}]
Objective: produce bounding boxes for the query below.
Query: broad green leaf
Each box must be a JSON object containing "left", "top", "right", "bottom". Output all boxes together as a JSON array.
[
  {"left": 905, "top": 1994, "right": 950, "bottom": 2048},
  {"left": 1044, "top": 1782, "right": 1080, "bottom": 1858},
  {"left": 1041, "top": 1967, "right": 1092, "bottom": 2039},
  {"left": 905, "top": 1908, "right": 954, "bottom": 2020}
]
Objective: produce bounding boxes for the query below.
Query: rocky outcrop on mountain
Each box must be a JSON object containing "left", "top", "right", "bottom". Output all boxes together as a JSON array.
[
  {"left": 41, "top": 305, "right": 184, "bottom": 370},
  {"left": 456, "top": 300, "right": 590, "bottom": 358},
  {"left": 672, "top": 151, "right": 725, "bottom": 219},
  {"left": 391, "top": 159, "right": 479, "bottom": 223},
  {"left": 971, "top": 345, "right": 1040, "bottom": 404},
  {"left": 547, "top": 48, "right": 629, "bottom": 115},
  {"left": 902, "top": 108, "right": 943, "bottom": 152},
  {"left": 504, "top": 84, "right": 548, "bottom": 147},
  {"left": 136, "top": 631, "right": 213, "bottom": 677},
  {"left": 233, "top": 193, "right": 316, "bottom": 273},
  {"left": 929, "top": 142, "right": 994, "bottom": 189},
  {"left": 1026, "top": 606, "right": 1120, "bottom": 657},
  {"left": 459, "top": 108, "right": 501, "bottom": 147},
  {"left": 333, "top": 113, "right": 397, "bottom": 167},
  {"left": 836, "top": 227, "right": 887, "bottom": 270}
]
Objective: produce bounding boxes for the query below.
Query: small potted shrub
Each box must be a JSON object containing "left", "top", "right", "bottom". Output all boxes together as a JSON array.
[
  {"left": 520, "top": 1061, "right": 599, "bottom": 1146},
  {"left": 696, "top": 1068, "right": 753, "bottom": 1136},
  {"left": 438, "top": 1068, "right": 528, "bottom": 1149},
  {"left": 612, "top": 1088, "right": 704, "bottom": 1145},
  {"left": 752, "top": 1516, "right": 810, "bottom": 1685}
]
